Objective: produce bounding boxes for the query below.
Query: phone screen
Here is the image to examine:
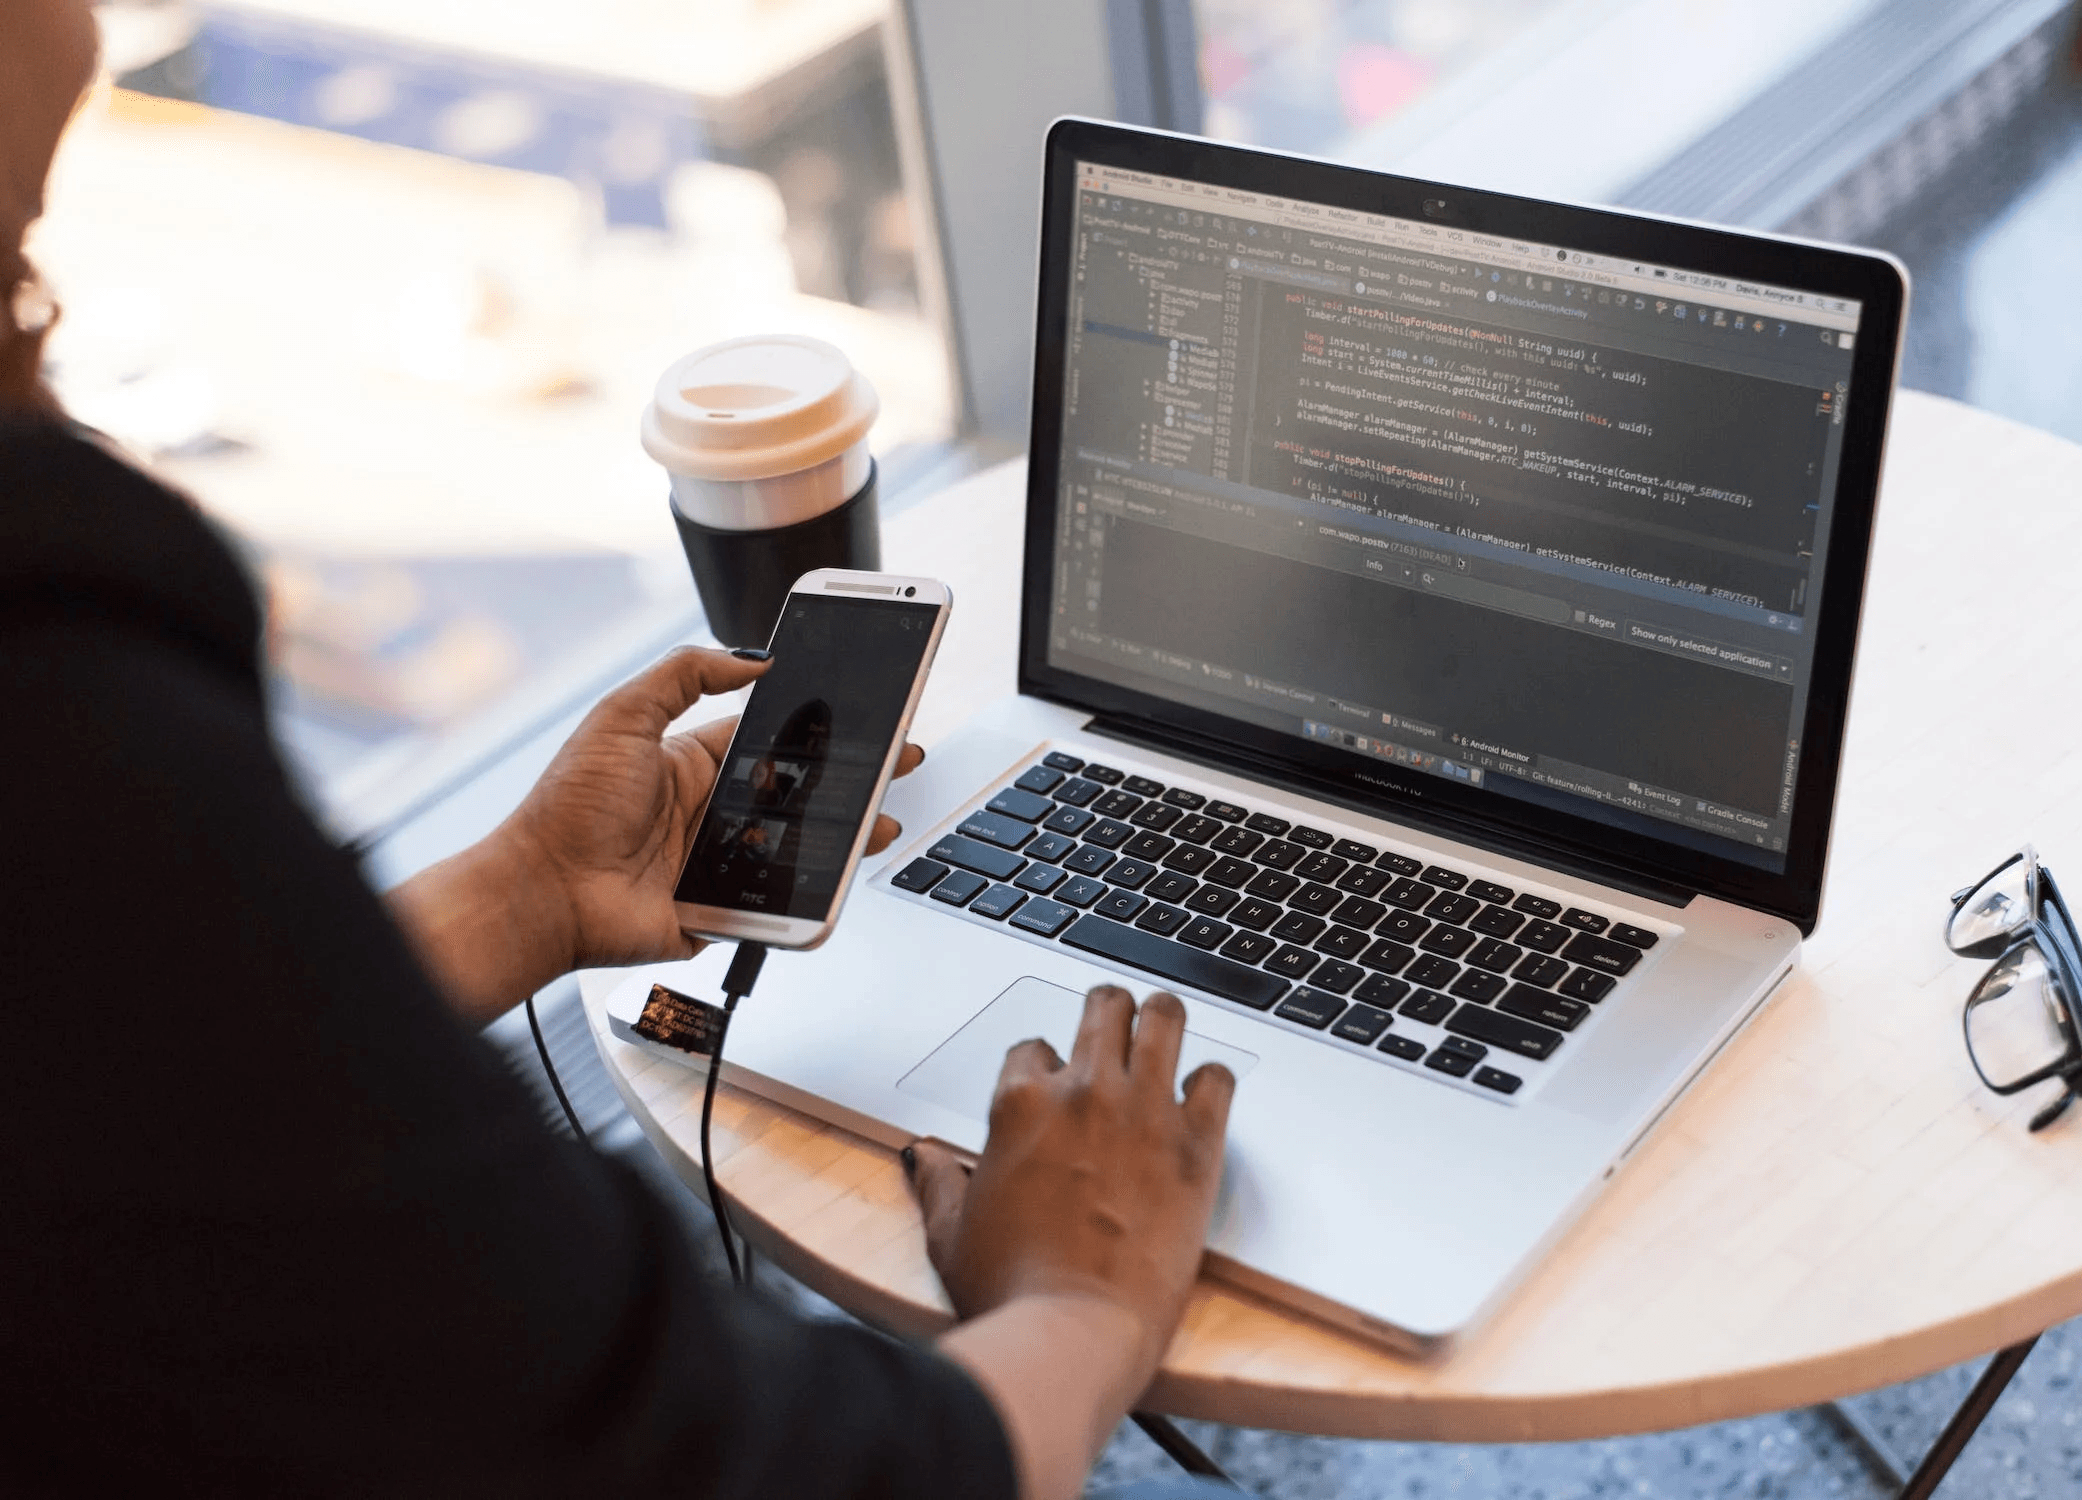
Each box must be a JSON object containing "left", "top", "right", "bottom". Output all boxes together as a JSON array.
[{"left": 675, "top": 593, "right": 941, "bottom": 919}]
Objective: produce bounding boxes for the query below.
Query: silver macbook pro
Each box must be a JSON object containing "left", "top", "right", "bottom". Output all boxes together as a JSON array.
[{"left": 608, "top": 119, "right": 1907, "bottom": 1353}]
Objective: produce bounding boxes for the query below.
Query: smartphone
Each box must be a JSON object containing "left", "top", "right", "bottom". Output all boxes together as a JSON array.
[{"left": 672, "top": 569, "right": 952, "bottom": 949}]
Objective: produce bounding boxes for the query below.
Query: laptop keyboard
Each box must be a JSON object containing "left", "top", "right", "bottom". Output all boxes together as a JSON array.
[{"left": 886, "top": 752, "right": 1664, "bottom": 1099}]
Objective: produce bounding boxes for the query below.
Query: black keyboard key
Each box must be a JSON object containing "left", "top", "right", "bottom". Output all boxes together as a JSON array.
[
  {"left": 1469, "top": 904, "right": 1526, "bottom": 938},
  {"left": 929, "top": 835, "right": 1027, "bottom": 882},
  {"left": 1081, "top": 763, "right": 1124, "bottom": 785},
  {"left": 1611, "top": 923, "right": 1660, "bottom": 949},
  {"left": 1245, "top": 812, "right": 1291, "bottom": 836},
  {"left": 1561, "top": 907, "right": 1610, "bottom": 934},
  {"left": 1447, "top": 1003, "right": 1563, "bottom": 1059},
  {"left": 1184, "top": 885, "right": 1241, "bottom": 918},
  {"left": 1230, "top": 897, "right": 1282, "bottom": 931},
  {"left": 1384, "top": 878, "right": 1437, "bottom": 911},
  {"left": 1376, "top": 851, "right": 1424, "bottom": 877},
  {"left": 1135, "top": 903, "right": 1189, "bottom": 936},
  {"left": 1559, "top": 968, "right": 1617, "bottom": 1003},
  {"left": 1518, "top": 919, "right": 1571, "bottom": 954},
  {"left": 1043, "top": 805, "right": 1096, "bottom": 837},
  {"left": 1245, "top": 869, "right": 1301, "bottom": 902},
  {"left": 1275, "top": 987, "right": 1343, "bottom": 1028},
  {"left": 1335, "top": 866, "right": 1391, "bottom": 897},
  {"left": 1359, "top": 939, "right": 1415, "bottom": 975},
  {"left": 1053, "top": 778, "right": 1101, "bottom": 807},
  {"left": 1467, "top": 938, "right": 1524, "bottom": 973},
  {"left": 1311, "top": 959, "right": 1364, "bottom": 994},
  {"left": 970, "top": 884, "right": 1027, "bottom": 920},
  {"left": 1376, "top": 910, "right": 1430, "bottom": 945},
  {"left": 1015, "top": 765, "right": 1066, "bottom": 795},
  {"left": 1043, "top": 750, "right": 1085, "bottom": 772},
  {"left": 1313, "top": 926, "right": 1370, "bottom": 961},
  {"left": 1179, "top": 917, "right": 1233, "bottom": 950},
  {"left": 1332, "top": 1002, "right": 1394, "bottom": 1044},
  {"left": 1562, "top": 932, "right": 1644, "bottom": 977},
  {"left": 1400, "top": 989, "right": 1454, "bottom": 1025},
  {"left": 1330, "top": 897, "right": 1388, "bottom": 930},
  {"left": 1210, "top": 826, "right": 1265, "bottom": 857},
  {"left": 1205, "top": 856, "right": 1257, "bottom": 888},
  {"left": 1130, "top": 802, "right": 1183, "bottom": 832},
  {"left": 931, "top": 869, "right": 988, "bottom": 906},
  {"left": 1064, "top": 844, "right": 1116, "bottom": 876},
  {"left": 1057, "top": 875, "right": 1108, "bottom": 908},
  {"left": 1425, "top": 892, "right": 1482, "bottom": 925},
  {"left": 987, "top": 787, "right": 1056, "bottom": 822},
  {"left": 1253, "top": 840, "right": 1305, "bottom": 871},
  {"left": 1092, "top": 790, "right": 1143, "bottom": 819},
  {"left": 1379, "top": 1033, "right": 1427, "bottom": 1061},
  {"left": 1331, "top": 839, "right": 1378, "bottom": 863},
  {"left": 1120, "top": 774, "right": 1162, "bottom": 796},
  {"left": 1292, "top": 852, "right": 1348, "bottom": 885},
  {"left": 1513, "top": 953, "right": 1569, "bottom": 988},
  {"left": 1123, "top": 831, "right": 1175, "bottom": 861},
  {"left": 1220, "top": 930, "right": 1278, "bottom": 964},
  {"left": 1105, "top": 859, "right": 1158, "bottom": 890},
  {"left": 1418, "top": 925, "right": 1477, "bottom": 959},
  {"left": 1060, "top": 915, "right": 1288, "bottom": 1010},
  {"left": 1287, "top": 825, "right": 1334, "bottom": 849},
  {"left": 1451, "top": 970, "right": 1508, "bottom": 1003},
  {"left": 1025, "top": 832, "right": 1078, "bottom": 864},
  {"left": 1173, "top": 814, "right": 1222, "bottom": 844},
  {"left": 1264, "top": 945, "right": 1321, "bottom": 981},
  {"left": 1084, "top": 819, "right": 1133, "bottom": 849},
  {"left": 1289, "top": 883, "right": 1342, "bottom": 916},
  {"left": 1096, "top": 889, "right": 1148, "bottom": 922},
  {"left": 1355, "top": 974, "right": 1411, "bottom": 1009},
  {"left": 1406, "top": 955, "right": 1460, "bottom": 989},
  {"left": 893, "top": 857, "right": 949, "bottom": 893},
  {"left": 1162, "top": 787, "right": 1206, "bottom": 810},
  {"left": 1010, "top": 897, "right": 1077, "bottom": 937},
  {"left": 1512, "top": 892, "right": 1562, "bottom": 919},
  {"left": 1144, "top": 871, "right": 1197, "bottom": 904},
  {"left": 1205, "top": 800, "right": 1248, "bottom": 822},
  {"left": 960, "top": 809, "right": 1037, "bottom": 850},
  {"left": 1499, "top": 984, "right": 1590, "bottom": 1030},
  {"left": 1473, "top": 1066, "right": 1523, "bottom": 1096},
  {"left": 1270, "top": 911, "right": 1326, "bottom": 944},
  {"left": 1422, "top": 866, "right": 1469, "bottom": 891},
  {"left": 1162, "top": 844, "right": 1217, "bottom": 875},
  {"left": 1014, "top": 863, "right": 1068, "bottom": 895},
  {"left": 1425, "top": 1041, "right": 1483, "bottom": 1078},
  {"left": 1467, "top": 880, "right": 1514, "bottom": 905}
]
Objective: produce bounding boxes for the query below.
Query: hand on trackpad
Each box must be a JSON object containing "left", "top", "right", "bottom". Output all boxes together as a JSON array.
[{"left": 896, "top": 976, "right": 1258, "bottom": 1125}]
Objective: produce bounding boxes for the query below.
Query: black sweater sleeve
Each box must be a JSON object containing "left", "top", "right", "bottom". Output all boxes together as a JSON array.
[{"left": 0, "top": 421, "right": 1015, "bottom": 1498}]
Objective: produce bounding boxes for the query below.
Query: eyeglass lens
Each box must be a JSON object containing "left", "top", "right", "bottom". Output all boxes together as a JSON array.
[
  {"left": 1949, "top": 853, "right": 2035, "bottom": 954},
  {"left": 1965, "top": 941, "right": 2078, "bottom": 1089}
]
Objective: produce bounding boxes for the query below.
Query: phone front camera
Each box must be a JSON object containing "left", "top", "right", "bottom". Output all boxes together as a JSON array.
[{"left": 904, "top": 585, "right": 916, "bottom": 597}]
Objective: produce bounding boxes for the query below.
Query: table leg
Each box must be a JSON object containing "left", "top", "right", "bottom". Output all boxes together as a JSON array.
[
  {"left": 1816, "top": 1334, "right": 2039, "bottom": 1498},
  {"left": 1131, "top": 1412, "right": 1237, "bottom": 1486}
]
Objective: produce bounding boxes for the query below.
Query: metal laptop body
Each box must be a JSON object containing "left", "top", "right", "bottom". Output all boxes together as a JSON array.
[{"left": 610, "top": 120, "right": 1906, "bottom": 1353}]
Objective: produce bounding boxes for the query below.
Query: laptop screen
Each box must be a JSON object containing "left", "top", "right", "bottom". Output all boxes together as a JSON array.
[{"left": 1038, "top": 157, "right": 1871, "bottom": 878}]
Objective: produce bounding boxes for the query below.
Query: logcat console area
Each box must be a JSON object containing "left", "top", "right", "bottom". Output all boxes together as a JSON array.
[{"left": 1046, "top": 163, "right": 1867, "bottom": 867}]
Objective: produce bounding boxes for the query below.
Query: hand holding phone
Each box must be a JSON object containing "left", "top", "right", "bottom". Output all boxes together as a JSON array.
[{"left": 673, "top": 569, "right": 951, "bottom": 949}]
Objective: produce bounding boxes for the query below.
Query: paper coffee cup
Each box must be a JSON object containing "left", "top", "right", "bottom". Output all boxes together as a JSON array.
[{"left": 641, "top": 334, "right": 879, "bottom": 531}]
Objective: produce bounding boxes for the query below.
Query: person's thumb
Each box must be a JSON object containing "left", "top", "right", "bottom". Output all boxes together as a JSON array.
[
  {"left": 903, "top": 1139, "right": 973, "bottom": 1293},
  {"left": 605, "top": 647, "right": 768, "bottom": 735}
]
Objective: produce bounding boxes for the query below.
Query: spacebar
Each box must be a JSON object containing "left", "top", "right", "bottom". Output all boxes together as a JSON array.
[{"left": 1059, "top": 916, "right": 1288, "bottom": 1010}]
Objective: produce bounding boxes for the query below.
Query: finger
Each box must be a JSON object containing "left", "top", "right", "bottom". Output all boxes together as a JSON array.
[
  {"left": 603, "top": 647, "right": 768, "bottom": 737},
  {"left": 1129, "top": 991, "right": 1188, "bottom": 1101},
  {"left": 862, "top": 812, "right": 903, "bottom": 856},
  {"left": 987, "top": 1036, "right": 1065, "bottom": 1131},
  {"left": 904, "top": 1139, "right": 974, "bottom": 1285},
  {"left": 1180, "top": 1062, "right": 1237, "bottom": 1147},
  {"left": 892, "top": 742, "right": 926, "bottom": 779},
  {"left": 684, "top": 715, "right": 740, "bottom": 763},
  {"left": 1069, "top": 984, "right": 1135, "bottom": 1077}
]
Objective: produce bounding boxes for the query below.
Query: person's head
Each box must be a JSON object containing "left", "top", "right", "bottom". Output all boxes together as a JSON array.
[{"left": 1, "top": 0, "right": 98, "bottom": 412}]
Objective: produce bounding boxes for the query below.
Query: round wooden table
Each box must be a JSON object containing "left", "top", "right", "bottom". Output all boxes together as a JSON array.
[{"left": 580, "top": 388, "right": 2082, "bottom": 1445}]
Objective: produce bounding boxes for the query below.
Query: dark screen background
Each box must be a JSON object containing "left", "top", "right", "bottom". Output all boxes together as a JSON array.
[{"left": 675, "top": 595, "right": 938, "bottom": 917}]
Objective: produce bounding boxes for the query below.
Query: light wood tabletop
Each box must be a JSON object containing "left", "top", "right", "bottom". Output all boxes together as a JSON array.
[{"left": 580, "top": 388, "right": 2082, "bottom": 1442}]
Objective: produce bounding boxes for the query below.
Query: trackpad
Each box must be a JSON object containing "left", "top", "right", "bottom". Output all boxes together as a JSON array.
[{"left": 898, "top": 977, "right": 1259, "bottom": 1125}]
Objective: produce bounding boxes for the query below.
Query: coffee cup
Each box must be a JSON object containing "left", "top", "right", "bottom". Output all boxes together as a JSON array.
[{"left": 641, "top": 334, "right": 882, "bottom": 646}]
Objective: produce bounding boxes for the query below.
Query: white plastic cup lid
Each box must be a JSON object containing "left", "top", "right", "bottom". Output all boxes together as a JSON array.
[{"left": 640, "top": 334, "right": 879, "bottom": 482}]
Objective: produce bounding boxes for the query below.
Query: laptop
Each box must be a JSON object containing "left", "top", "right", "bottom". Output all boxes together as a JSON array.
[{"left": 607, "top": 118, "right": 1907, "bottom": 1354}]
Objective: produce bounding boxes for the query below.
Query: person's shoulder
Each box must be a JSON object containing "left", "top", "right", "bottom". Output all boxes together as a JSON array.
[{"left": 0, "top": 414, "right": 261, "bottom": 680}]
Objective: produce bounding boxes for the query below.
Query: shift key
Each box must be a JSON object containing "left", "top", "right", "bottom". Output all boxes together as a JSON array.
[{"left": 927, "top": 834, "right": 1027, "bottom": 882}]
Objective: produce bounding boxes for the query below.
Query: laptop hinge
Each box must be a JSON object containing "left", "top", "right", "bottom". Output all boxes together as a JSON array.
[{"left": 1084, "top": 713, "right": 1699, "bottom": 910}]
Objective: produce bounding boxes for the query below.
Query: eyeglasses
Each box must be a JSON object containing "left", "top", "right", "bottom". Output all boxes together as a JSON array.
[{"left": 1947, "top": 847, "right": 2082, "bottom": 1131}]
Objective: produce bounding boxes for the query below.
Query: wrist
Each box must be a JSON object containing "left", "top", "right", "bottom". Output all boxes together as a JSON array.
[{"left": 387, "top": 821, "right": 580, "bottom": 1023}]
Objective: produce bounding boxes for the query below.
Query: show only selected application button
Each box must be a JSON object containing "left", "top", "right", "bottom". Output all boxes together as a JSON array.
[{"left": 1623, "top": 619, "right": 1794, "bottom": 680}]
